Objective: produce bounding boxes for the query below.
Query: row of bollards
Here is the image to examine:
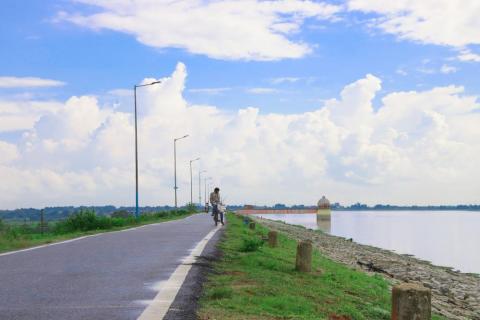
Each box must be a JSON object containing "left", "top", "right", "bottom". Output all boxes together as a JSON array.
[
  {"left": 293, "top": 238, "right": 432, "bottom": 319},
  {"left": 243, "top": 216, "right": 432, "bottom": 320}
]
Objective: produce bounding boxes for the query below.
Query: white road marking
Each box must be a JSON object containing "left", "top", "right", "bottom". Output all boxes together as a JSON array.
[
  {"left": 137, "top": 225, "right": 222, "bottom": 320},
  {"left": 0, "top": 214, "right": 198, "bottom": 257}
]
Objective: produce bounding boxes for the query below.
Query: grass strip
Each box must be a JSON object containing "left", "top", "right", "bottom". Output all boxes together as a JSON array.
[
  {"left": 0, "top": 209, "right": 195, "bottom": 254},
  {"left": 198, "top": 213, "right": 445, "bottom": 320}
]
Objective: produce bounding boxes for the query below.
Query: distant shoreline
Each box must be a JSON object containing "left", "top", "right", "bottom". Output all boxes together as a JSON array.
[
  {"left": 332, "top": 208, "right": 480, "bottom": 211},
  {"left": 1, "top": 205, "right": 479, "bottom": 221}
]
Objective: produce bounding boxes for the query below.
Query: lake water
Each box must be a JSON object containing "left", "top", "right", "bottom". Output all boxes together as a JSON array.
[{"left": 253, "top": 211, "right": 480, "bottom": 274}]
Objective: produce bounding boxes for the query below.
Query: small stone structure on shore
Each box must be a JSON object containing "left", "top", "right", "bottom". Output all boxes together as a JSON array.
[
  {"left": 317, "top": 196, "right": 331, "bottom": 232},
  {"left": 317, "top": 195, "right": 331, "bottom": 217}
]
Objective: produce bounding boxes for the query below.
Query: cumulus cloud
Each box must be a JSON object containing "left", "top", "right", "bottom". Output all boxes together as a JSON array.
[
  {"left": 0, "top": 99, "right": 63, "bottom": 132},
  {"left": 58, "top": 0, "right": 340, "bottom": 61},
  {"left": 1, "top": 63, "right": 479, "bottom": 209},
  {"left": 0, "top": 76, "right": 65, "bottom": 88},
  {"left": 347, "top": 0, "right": 480, "bottom": 62}
]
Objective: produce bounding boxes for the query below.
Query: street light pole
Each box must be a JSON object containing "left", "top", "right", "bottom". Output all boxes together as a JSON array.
[
  {"left": 134, "top": 80, "right": 161, "bottom": 219},
  {"left": 189, "top": 158, "right": 200, "bottom": 204},
  {"left": 174, "top": 134, "right": 189, "bottom": 209},
  {"left": 199, "top": 170, "right": 206, "bottom": 205},
  {"left": 205, "top": 176, "right": 212, "bottom": 206}
]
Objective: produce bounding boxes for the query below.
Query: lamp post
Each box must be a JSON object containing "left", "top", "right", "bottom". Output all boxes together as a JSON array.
[
  {"left": 205, "top": 176, "right": 212, "bottom": 209},
  {"left": 174, "top": 134, "right": 189, "bottom": 209},
  {"left": 199, "top": 170, "right": 207, "bottom": 205},
  {"left": 134, "top": 80, "right": 161, "bottom": 219},
  {"left": 189, "top": 158, "right": 200, "bottom": 204}
]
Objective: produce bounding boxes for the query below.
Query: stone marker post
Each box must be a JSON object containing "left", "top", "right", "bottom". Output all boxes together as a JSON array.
[
  {"left": 392, "top": 283, "right": 431, "bottom": 320},
  {"left": 249, "top": 222, "right": 255, "bottom": 230},
  {"left": 295, "top": 240, "right": 312, "bottom": 272},
  {"left": 268, "top": 231, "right": 278, "bottom": 248}
]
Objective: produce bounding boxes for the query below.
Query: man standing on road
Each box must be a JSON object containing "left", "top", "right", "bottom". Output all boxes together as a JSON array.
[{"left": 210, "top": 187, "right": 224, "bottom": 226}]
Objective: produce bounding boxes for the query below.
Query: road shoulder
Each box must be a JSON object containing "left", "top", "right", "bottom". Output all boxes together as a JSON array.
[{"left": 163, "top": 222, "right": 225, "bottom": 320}]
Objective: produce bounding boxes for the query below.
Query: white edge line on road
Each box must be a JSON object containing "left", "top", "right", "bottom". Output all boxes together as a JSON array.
[
  {"left": 137, "top": 224, "right": 222, "bottom": 320},
  {"left": 0, "top": 214, "right": 199, "bottom": 258}
]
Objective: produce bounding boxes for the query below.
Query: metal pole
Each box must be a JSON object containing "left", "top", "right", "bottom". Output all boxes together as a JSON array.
[
  {"left": 199, "top": 170, "right": 206, "bottom": 205},
  {"left": 134, "top": 85, "right": 139, "bottom": 219},
  {"left": 189, "top": 158, "right": 199, "bottom": 204},
  {"left": 173, "top": 135, "right": 188, "bottom": 209},
  {"left": 174, "top": 139, "right": 177, "bottom": 208},
  {"left": 40, "top": 209, "right": 45, "bottom": 235},
  {"left": 133, "top": 81, "right": 161, "bottom": 219},
  {"left": 190, "top": 160, "right": 193, "bottom": 204}
]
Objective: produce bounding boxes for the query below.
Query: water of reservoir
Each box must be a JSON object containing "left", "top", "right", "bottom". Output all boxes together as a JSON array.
[{"left": 252, "top": 211, "right": 480, "bottom": 274}]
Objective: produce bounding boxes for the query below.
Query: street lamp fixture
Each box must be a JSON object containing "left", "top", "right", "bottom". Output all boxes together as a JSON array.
[
  {"left": 174, "top": 134, "right": 189, "bottom": 209},
  {"left": 134, "top": 80, "right": 161, "bottom": 219},
  {"left": 189, "top": 158, "right": 200, "bottom": 205}
]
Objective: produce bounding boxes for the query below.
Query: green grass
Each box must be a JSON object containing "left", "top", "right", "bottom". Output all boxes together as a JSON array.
[
  {"left": 198, "top": 213, "right": 446, "bottom": 320},
  {"left": 0, "top": 209, "right": 196, "bottom": 254}
]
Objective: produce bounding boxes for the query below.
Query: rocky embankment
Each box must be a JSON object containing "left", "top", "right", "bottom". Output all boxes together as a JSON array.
[{"left": 252, "top": 216, "right": 480, "bottom": 320}]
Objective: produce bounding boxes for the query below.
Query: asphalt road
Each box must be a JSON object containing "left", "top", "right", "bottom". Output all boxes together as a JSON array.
[{"left": 0, "top": 213, "right": 220, "bottom": 320}]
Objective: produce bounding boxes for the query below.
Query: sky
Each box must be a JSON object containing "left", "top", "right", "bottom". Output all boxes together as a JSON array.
[{"left": 1, "top": 0, "right": 479, "bottom": 209}]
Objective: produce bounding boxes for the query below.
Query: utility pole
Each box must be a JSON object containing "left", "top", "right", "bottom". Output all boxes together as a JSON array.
[
  {"left": 189, "top": 158, "right": 200, "bottom": 204},
  {"left": 173, "top": 134, "right": 189, "bottom": 209},
  {"left": 134, "top": 80, "right": 161, "bottom": 218},
  {"left": 199, "top": 170, "right": 206, "bottom": 205},
  {"left": 40, "top": 209, "right": 45, "bottom": 235},
  {"left": 205, "top": 176, "right": 212, "bottom": 212}
]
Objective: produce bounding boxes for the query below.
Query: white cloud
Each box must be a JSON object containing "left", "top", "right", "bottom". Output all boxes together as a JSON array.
[
  {"left": 347, "top": 1, "right": 480, "bottom": 48},
  {"left": 0, "top": 141, "right": 19, "bottom": 164},
  {"left": 58, "top": 0, "right": 340, "bottom": 61},
  {"left": 247, "top": 87, "right": 279, "bottom": 94},
  {"left": 0, "top": 99, "right": 63, "bottom": 132},
  {"left": 189, "top": 87, "right": 232, "bottom": 95},
  {"left": 1, "top": 63, "right": 479, "bottom": 209},
  {"left": 440, "top": 64, "right": 457, "bottom": 74},
  {"left": 270, "top": 77, "right": 301, "bottom": 84},
  {"left": 395, "top": 68, "right": 407, "bottom": 76},
  {"left": 0, "top": 76, "right": 65, "bottom": 88},
  {"left": 107, "top": 89, "right": 132, "bottom": 97},
  {"left": 457, "top": 49, "right": 480, "bottom": 62}
]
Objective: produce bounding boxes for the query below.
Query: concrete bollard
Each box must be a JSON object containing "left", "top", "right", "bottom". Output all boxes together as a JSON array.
[
  {"left": 392, "top": 283, "right": 431, "bottom": 320},
  {"left": 268, "top": 231, "right": 278, "bottom": 248},
  {"left": 249, "top": 222, "right": 256, "bottom": 230},
  {"left": 295, "top": 240, "right": 312, "bottom": 272}
]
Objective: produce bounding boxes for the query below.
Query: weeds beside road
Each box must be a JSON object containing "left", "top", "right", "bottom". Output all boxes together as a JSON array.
[{"left": 0, "top": 209, "right": 195, "bottom": 254}]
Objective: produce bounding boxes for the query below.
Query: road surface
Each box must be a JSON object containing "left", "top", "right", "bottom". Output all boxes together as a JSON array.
[{"left": 0, "top": 213, "right": 221, "bottom": 320}]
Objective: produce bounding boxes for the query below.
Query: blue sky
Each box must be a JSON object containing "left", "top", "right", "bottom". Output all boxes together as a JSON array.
[
  {"left": 2, "top": 0, "right": 479, "bottom": 113},
  {"left": 1, "top": 0, "right": 479, "bottom": 208}
]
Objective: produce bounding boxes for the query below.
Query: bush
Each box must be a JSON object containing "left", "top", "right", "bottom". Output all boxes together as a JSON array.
[
  {"left": 54, "top": 209, "right": 191, "bottom": 234},
  {"left": 54, "top": 210, "right": 113, "bottom": 233},
  {"left": 4, "top": 226, "right": 21, "bottom": 240},
  {"left": 186, "top": 203, "right": 198, "bottom": 213},
  {"left": 240, "top": 237, "right": 264, "bottom": 252},
  {"left": 111, "top": 210, "right": 132, "bottom": 219}
]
